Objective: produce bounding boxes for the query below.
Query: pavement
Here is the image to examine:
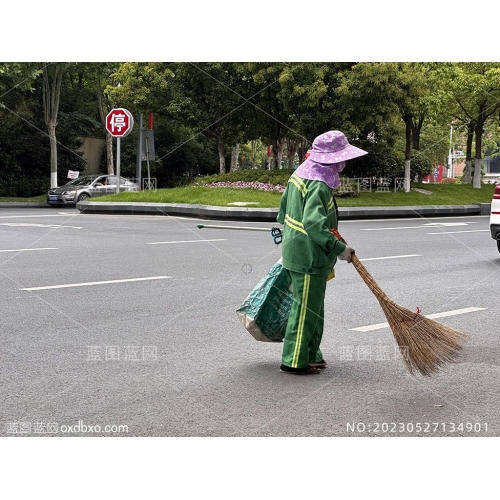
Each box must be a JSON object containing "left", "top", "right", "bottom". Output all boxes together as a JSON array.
[{"left": 0, "top": 201, "right": 492, "bottom": 221}]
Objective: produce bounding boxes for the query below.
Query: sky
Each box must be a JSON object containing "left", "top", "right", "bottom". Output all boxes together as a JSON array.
[{"left": 3, "top": 2, "right": 491, "bottom": 62}]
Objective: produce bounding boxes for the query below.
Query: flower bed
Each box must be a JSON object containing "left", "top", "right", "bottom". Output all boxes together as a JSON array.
[{"left": 204, "top": 181, "right": 286, "bottom": 192}]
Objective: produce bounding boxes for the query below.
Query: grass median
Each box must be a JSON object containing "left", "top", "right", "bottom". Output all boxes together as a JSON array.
[{"left": 94, "top": 182, "right": 496, "bottom": 208}]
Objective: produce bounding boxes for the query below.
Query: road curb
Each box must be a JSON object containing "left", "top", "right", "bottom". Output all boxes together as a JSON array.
[{"left": 75, "top": 201, "right": 490, "bottom": 221}]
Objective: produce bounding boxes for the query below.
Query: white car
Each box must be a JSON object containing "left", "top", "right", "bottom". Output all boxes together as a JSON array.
[{"left": 490, "top": 183, "right": 500, "bottom": 253}]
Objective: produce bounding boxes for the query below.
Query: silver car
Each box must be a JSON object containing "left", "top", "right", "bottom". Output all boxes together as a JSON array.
[{"left": 46, "top": 175, "right": 140, "bottom": 206}]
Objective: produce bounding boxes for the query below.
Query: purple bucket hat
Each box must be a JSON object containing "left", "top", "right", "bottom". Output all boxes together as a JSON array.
[{"left": 308, "top": 130, "right": 367, "bottom": 163}]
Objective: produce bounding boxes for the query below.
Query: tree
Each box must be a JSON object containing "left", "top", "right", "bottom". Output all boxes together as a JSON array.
[
  {"left": 441, "top": 63, "right": 500, "bottom": 188},
  {"left": 337, "top": 63, "right": 435, "bottom": 192},
  {"left": 42, "top": 63, "right": 66, "bottom": 188}
]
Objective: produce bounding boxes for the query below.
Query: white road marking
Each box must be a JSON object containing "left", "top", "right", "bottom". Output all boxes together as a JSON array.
[
  {"left": 0, "top": 214, "right": 78, "bottom": 219},
  {"left": 0, "top": 223, "right": 81, "bottom": 229},
  {"left": 0, "top": 248, "right": 58, "bottom": 253},
  {"left": 427, "top": 230, "right": 489, "bottom": 235},
  {"left": 360, "top": 226, "right": 423, "bottom": 231},
  {"left": 362, "top": 221, "right": 479, "bottom": 232},
  {"left": 21, "top": 276, "right": 172, "bottom": 291},
  {"left": 423, "top": 222, "right": 474, "bottom": 227},
  {"left": 359, "top": 254, "right": 421, "bottom": 262},
  {"left": 147, "top": 239, "right": 228, "bottom": 245},
  {"left": 350, "top": 307, "right": 486, "bottom": 332},
  {"left": 344, "top": 215, "right": 490, "bottom": 223}
]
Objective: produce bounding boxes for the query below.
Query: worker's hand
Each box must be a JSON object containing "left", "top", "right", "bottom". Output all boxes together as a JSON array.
[{"left": 340, "top": 245, "right": 354, "bottom": 263}]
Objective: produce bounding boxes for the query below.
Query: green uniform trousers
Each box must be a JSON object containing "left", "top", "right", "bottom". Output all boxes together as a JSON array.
[{"left": 281, "top": 270, "right": 327, "bottom": 369}]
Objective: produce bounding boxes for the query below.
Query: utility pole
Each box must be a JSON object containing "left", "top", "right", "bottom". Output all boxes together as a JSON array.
[{"left": 135, "top": 113, "right": 143, "bottom": 188}]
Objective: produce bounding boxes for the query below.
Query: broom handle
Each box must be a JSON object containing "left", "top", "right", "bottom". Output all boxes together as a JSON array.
[
  {"left": 350, "top": 254, "right": 389, "bottom": 300},
  {"left": 330, "top": 229, "right": 390, "bottom": 300},
  {"left": 197, "top": 224, "right": 272, "bottom": 231}
]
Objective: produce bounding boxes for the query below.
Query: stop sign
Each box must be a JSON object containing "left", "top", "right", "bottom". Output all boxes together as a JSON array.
[{"left": 105, "top": 108, "right": 134, "bottom": 137}]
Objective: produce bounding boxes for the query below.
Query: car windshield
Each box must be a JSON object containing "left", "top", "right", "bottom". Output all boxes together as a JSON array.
[{"left": 64, "top": 176, "right": 96, "bottom": 186}]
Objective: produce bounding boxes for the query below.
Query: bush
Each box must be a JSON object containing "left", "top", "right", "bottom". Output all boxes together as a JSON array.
[
  {"left": 441, "top": 177, "right": 457, "bottom": 184},
  {"left": 410, "top": 151, "right": 433, "bottom": 180},
  {"left": 192, "top": 169, "right": 294, "bottom": 187},
  {"left": 344, "top": 151, "right": 404, "bottom": 180}
]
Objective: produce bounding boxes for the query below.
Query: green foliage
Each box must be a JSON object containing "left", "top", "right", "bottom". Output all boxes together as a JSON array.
[
  {"left": 192, "top": 169, "right": 294, "bottom": 186},
  {"left": 410, "top": 150, "right": 433, "bottom": 180},
  {"left": 344, "top": 151, "right": 404, "bottom": 180},
  {"left": 2, "top": 62, "right": 500, "bottom": 195}
]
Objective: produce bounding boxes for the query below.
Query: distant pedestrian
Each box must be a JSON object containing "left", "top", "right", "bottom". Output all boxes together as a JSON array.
[{"left": 277, "top": 131, "right": 368, "bottom": 374}]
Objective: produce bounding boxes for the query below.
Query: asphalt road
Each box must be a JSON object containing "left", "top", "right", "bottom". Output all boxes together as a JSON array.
[{"left": 0, "top": 207, "right": 498, "bottom": 437}]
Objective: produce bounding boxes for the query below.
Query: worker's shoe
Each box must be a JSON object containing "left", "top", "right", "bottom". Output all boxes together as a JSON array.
[
  {"left": 308, "top": 360, "right": 327, "bottom": 369},
  {"left": 280, "top": 364, "right": 321, "bottom": 375}
]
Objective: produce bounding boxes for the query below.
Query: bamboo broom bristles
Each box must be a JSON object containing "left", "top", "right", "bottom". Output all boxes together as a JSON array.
[{"left": 351, "top": 254, "right": 468, "bottom": 376}]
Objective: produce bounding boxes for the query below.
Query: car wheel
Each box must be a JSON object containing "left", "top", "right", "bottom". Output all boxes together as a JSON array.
[
  {"left": 78, "top": 193, "right": 90, "bottom": 202},
  {"left": 497, "top": 239, "right": 500, "bottom": 253}
]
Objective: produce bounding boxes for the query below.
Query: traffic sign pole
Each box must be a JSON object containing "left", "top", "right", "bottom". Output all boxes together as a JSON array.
[
  {"left": 105, "top": 108, "right": 134, "bottom": 195},
  {"left": 116, "top": 137, "right": 121, "bottom": 194}
]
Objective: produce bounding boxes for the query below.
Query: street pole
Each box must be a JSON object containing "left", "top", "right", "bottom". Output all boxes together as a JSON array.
[
  {"left": 145, "top": 136, "right": 151, "bottom": 188},
  {"left": 135, "top": 113, "right": 143, "bottom": 188},
  {"left": 116, "top": 137, "right": 121, "bottom": 194}
]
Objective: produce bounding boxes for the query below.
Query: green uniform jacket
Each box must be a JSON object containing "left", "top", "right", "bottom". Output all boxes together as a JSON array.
[{"left": 277, "top": 172, "right": 346, "bottom": 277}]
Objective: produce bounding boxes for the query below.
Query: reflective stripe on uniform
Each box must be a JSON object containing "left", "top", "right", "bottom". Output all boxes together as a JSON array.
[
  {"left": 292, "top": 274, "right": 310, "bottom": 367},
  {"left": 284, "top": 214, "right": 308, "bottom": 235},
  {"left": 288, "top": 173, "right": 308, "bottom": 197}
]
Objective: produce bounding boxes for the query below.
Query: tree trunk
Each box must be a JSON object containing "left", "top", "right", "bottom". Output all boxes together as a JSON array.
[
  {"left": 273, "top": 139, "right": 285, "bottom": 170},
  {"left": 463, "top": 122, "right": 474, "bottom": 184},
  {"left": 285, "top": 137, "right": 299, "bottom": 169},
  {"left": 473, "top": 122, "right": 484, "bottom": 189},
  {"left": 97, "top": 73, "right": 114, "bottom": 174},
  {"left": 403, "top": 114, "right": 412, "bottom": 192},
  {"left": 48, "top": 123, "right": 58, "bottom": 188},
  {"left": 42, "top": 63, "right": 64, "bottom": 188},
  {"left": 230, "top": 143, "right": 240, "bottom": 172},
  {"left": 217, "top": 135, "right": 226, "bottom": 174},
  {"left": 463, "top": 161, "right": 472, "bottom": 184},
  {"left": 106, "top": 133, "right": 114, "bottom": 175},
  {"left": 250, "top": 140, "right": 259, "bottom": 169},
  {"left": 271, "top": 138, "right": 279, "bottom": 170},
  {"left": 410, "top": 113, "right": 425, "bottom": 150}
]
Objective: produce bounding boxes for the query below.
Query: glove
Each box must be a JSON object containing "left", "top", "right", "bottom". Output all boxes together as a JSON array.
[{"left": 340, "top": 245, "right": 354, "bottom": 263}]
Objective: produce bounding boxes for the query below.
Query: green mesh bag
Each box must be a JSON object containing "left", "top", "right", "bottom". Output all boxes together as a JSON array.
[{"left": 236, "top": 259, "right": 292, "bottom": 342}]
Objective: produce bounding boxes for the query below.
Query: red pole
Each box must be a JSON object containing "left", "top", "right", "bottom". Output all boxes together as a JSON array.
[{"left": 148, "top": 113, "right": 153, "bottom": 130}]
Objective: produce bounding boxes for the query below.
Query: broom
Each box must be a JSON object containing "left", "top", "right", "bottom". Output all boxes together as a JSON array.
[
  {"left": 197, "top": 223, "right": 468, "bottom": 376},
  {"left": 332, "top": 229, "right": 468, "bottom": 376}
]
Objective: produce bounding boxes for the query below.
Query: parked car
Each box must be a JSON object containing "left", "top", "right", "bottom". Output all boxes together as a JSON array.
[
  {"left": 46, "top": 175, "right": 140, "bottom": 206},
  {"left": 490, "top": 183, "right": 500, "bottom": 253}
]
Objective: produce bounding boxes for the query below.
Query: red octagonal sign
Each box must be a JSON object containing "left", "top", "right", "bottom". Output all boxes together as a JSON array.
[{"left": 105, "top": 108, "right": 134, "bottom": 137}]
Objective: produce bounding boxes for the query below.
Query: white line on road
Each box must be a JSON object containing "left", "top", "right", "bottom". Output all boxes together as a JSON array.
[
  {"left": 350, "top": 307, "right": 486, "bottom": 332},
  {"left": 0, "top": 248, "right": 58, "bottom": 253},
  {"left": 426, "top": 230, "right": 489, "bottom": 235},
  {"left": 423, "top": 222, "right": 476, "bottom": 226},
  {"left": 0, "top": 223, "right": 82, "bottom": 229},
  {"left": 0, "top": 214, "right": 79, "bottom": 219},
  {"left": 21, "top": 276, "right": 172, "bottom": 291},
  {"left": 147, "top": 239, "right": 228, "bottom": 245},
  {"left": 359, "top": 254, "right": 421, "bottom": 262},
  {"left": 360, "top": 226, "right": 424, "bottom": 231}
]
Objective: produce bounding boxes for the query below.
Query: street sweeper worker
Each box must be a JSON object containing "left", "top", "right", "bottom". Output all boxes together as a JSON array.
[{"left": 277, "top": 130, "right": 368, "bottom": 375}]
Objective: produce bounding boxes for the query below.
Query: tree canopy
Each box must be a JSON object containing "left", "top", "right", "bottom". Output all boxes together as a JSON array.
[{"left": 1, "top": 61, "right": 500, "bottom": 196}]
